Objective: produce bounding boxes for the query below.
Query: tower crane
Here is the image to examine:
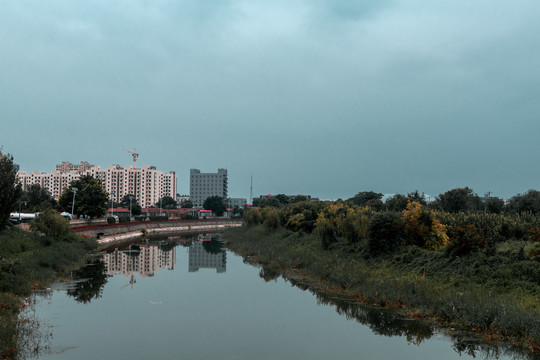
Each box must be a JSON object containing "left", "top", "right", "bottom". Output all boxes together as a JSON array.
[{"left": 123, "top": 148, "right": 139, "bottom": 169}]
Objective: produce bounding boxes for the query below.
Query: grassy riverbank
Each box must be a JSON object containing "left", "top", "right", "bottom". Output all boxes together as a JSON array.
[
  {"left": 223, "top": 225, "right": 540, "bottom": 354},
  {"left": 0, "top": 216, "right": 98, "bottom": 359}
]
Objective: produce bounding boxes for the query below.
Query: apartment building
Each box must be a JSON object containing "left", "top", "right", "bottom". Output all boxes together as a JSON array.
[
  {"left": 17, "top": 161, "right": 176, "bottom": 208},
  {"left": 104, "top": 243, "right": 176, "bottom": 278},
  {"left": 189, "top": 168, "right": 228, "bottom": 208}
]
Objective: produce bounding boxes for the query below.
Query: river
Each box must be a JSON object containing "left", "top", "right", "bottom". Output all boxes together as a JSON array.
[{"left": 30, "top": 234, "right": 529, "bottom": 360}]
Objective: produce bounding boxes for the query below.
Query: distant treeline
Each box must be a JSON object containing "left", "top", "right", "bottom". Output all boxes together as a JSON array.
[
  {"left": 245, "top": 187, "right": 540, "bottom": 257},
  {"left": 254, "top": 187, "right": 540, "bottom": 215}
]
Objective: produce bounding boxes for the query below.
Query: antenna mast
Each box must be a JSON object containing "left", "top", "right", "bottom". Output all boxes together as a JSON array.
[
  {"left": 249, "top": 175, "right": 253, "bottom": 204},
  {"left": 122, "top": 148, "right": 139, "bottom": 169}
]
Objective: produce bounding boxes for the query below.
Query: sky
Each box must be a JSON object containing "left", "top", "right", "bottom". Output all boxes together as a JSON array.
[{"left": 1, "top": 0, "right": 539, "bottom": 200}]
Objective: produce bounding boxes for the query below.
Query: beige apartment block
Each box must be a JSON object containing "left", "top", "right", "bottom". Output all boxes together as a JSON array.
[
  {"left": 103, "top": 244, "right": 175, "bottom": 278},
  {"left": 17, "top": 161, "right": 176, "bottom": 208}
]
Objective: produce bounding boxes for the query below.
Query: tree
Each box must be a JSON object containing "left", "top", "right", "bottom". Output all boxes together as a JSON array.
[
  {"left": 232, "top": 205, "right": 243, "bottom": 216},
  {"left": 367, "top": 212, "right": 403, "bottom": 256},
  {"left": 505, "top": 190, "right": 540, "bottom": 214},
  {"left": 385, "top": 194, "right": 409, "bottom": 212},
  {"left": 180, "top": 199, "right": 193, "bottom": 208},
  {"left": 484, "top": 197, "right": 505, "bottom": 214},
  {"left": 120, "top": 194, "right": 142, "bottom": 216},
  {"left": 385, "top": 191, "right": 427, "bottom": 212},
  {"left": 433, "top": 187, "right": 482, "bottom": 213},
  {"left": 348, "top": 191, "right": 384, "bottom": 207},
  {"left": 259, "top": 197, "right": 281, "bottom": 208},
  {"left": 20, "top": 184, "right": 57, "bottom": 212},
  {"left": 274, "top": 194, "right": 290, "bottom": 205},
  {"left": 58, "top": 175, "right": 109, "bottom": 218},
  {"left": 203, "top": 196, "right": 227, "bottom": 216},
  {"left": 366, "top": 198, "right": 384, "bottom": 211},
  {"left": 291, "top": 195, "right": 308, "bottom": 203},
  {"left": 0, "top": 151, "right": 22, "bottom": 226},
  {"left": 407, "top": 190, "right": 427, "bottom": 205},
  {"left": 155, "top": 196, "right": 177, "bottom": 209}
]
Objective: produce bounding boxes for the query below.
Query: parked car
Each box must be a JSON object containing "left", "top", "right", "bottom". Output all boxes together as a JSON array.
[{"left": 60, "top": 212, "right": 73, "bottom": 220}]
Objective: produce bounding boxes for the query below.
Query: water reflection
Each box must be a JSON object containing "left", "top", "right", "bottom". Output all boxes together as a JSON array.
[
  {"left": 104, "top": 240, "right": 177, "bottom": 280},
  {"left": 66, "top": 257, "right": 108, "bottom": 304},
  {"left": 189, "top": 235, "right": 227, "bottom": 273},
  {"left": 102, "top": 235, "right": 227, "bottom": 286},
  {"left": 256, "top": 263, "right": 534, "bottom": 360}
]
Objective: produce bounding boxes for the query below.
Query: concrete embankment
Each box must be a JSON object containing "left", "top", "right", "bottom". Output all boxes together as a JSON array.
[{"left": 72, "top": 219, "right": 242, "bottom": 247}]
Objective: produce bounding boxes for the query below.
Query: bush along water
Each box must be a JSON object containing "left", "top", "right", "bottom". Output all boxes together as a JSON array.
[
  {"left": 0, "top": 209, "right": 99, "bottom": 358},
  {"left": 226, "top": 200, "right": 540, "bottom": 354}
]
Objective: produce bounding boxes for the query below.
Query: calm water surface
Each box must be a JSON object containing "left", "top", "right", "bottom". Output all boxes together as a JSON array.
[{"left": 32, "top": 235, "right": 525, "bottom": 360}]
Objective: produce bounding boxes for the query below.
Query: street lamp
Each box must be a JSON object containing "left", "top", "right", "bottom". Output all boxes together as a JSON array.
[
  {"left": 129, "top": 195, "right": 133, "bottom": 218},
  {"left": 71, "top": 187, "right": 78, "bottom": 219},
  {"left": 110, "top": 192, "right": 115, "bottom": 217},
  {"left": 160, "top": 197, "right": 162, "bottom": 217}
]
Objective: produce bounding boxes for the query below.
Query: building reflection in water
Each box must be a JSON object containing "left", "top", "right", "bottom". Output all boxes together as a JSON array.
[
  {"left": 103, "top": 241, "right": 177, "bottom": 287},
  {"left": 188, "top": 234, "right": 227, "bottom": 273}
]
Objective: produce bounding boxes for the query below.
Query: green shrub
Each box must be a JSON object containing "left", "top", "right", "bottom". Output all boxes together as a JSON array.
[
  {"left": 261, "top": 207, "right": 280, "bottom": 230},
  {"left": 446, "top": 224, "right": 487, "bottom": 256},
  {"left": 29, "top": 209, "right": 73, "bottom": 241},
  {"left": 281, "top": 201, "right": 325, "bottom": 233},
  {"left": 315, "top": 217, "right": 336, "bottom": 250},
  {"left": 148, "top": 215, "right": 168, "bottom": 221},
  {"left": 106, "top": 217, "right": 116, "bottom": 224},
  {"left": 367, "top": 212, "right": 403, "bottom": 256},
  {"left": 118, "top": 216, "right": 131, "bottom": 223},
  {"left": 243, "top": 208, "right": 262, "bottom": 226},
  {"left": 524, "top": 242, "right": 540, "bottom": 261},
  {"left": 336, "top": 208, "right": 369, "bottom": 244}
]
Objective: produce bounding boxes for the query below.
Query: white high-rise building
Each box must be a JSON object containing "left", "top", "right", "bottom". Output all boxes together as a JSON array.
[
  {"left": 17, "top": 161, "right": 176, "bottom": 208},
  {"left": 103, "top": 243, "right": 176, "bottom": 278},
  {"left": 189, "top": 168, "right": 228, "bottom": 208}
]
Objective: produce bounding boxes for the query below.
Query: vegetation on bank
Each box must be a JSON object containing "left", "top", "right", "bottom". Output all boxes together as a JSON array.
[
  {"left": 0, "top": 210, "right": 99, "bottom": 359},
  {"left": 226, "top": 199, "right": 540, "bottom": 354}
]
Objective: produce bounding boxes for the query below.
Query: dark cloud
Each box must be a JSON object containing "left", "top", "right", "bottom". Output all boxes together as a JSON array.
[{"left": 1, "top": 0, "right": 539, "bottom": 199}]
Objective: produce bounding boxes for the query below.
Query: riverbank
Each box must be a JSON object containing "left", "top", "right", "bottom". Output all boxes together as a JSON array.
[
  {"left": 223, "top": 225, "right": 540, "bottom": 355},
  {"left": 0, "top": 223, "right": 99, "bottom": 359},
  {"left": 85, "top": 218, "right": 242, "bottom": 246}
]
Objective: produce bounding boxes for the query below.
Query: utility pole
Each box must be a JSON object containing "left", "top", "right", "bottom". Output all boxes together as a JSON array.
[
  {"left": 71, "top": 187, "right": 78, "bottom": 219},
  {"left": 129, "top": 196, "right": 133, "bottom": 218},
  {"left": 111, "top": 192, "right": 115, "bottom": 217}
]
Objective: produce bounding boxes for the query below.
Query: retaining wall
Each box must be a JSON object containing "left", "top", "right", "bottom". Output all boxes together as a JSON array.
[{"left": 73, "top": 219, "right": 242, "bottom": 246}]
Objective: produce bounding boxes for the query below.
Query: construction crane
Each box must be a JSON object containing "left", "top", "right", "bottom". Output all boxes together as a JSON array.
[{"left": 123, "top": 148, "right": 139, "bottom": 169}]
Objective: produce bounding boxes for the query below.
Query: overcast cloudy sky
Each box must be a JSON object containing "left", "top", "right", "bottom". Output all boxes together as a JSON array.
[{"left": 1, "top": 0, "right": 539, "bottom": 200}]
